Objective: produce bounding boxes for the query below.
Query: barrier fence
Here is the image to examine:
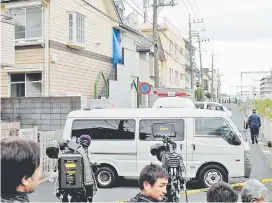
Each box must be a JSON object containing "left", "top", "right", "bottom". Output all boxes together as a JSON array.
[{"left": 1, "top": 123, "right": 63, "bottom": 178}]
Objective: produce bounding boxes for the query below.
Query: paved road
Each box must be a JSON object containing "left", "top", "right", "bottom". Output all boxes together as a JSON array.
[{"left": 29, "top": 104, "right": 272, "bottom": 202}]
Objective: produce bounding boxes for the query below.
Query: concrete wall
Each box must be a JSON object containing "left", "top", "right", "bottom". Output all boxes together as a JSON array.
[{"left": 1, "top": 96, "right": 81, "bottom": 131}]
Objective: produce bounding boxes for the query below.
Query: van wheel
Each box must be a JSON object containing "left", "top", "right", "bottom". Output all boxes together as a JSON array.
[
  {"left": 95, "top": 167, "right": 116, "bottom": 188},
  {"left": 198, "top": 164, "right": 228, "bottom": 188}
]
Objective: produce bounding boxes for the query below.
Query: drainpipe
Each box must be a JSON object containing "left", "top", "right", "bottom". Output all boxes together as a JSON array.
[{"left": 42, "top": 0, "right": 49, "bottom": 96}]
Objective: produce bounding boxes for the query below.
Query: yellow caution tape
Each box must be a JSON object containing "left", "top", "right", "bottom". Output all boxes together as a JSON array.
[
  {"left": 180, "top": 177, "right": 272, "bottom": 195},
  {"left": 115, "top": 177, "right": 272, "bottom": 202}
]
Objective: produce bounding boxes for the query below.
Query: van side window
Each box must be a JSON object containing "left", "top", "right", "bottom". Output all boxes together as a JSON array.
[
  {"left": 195, "top": 118, "right": 233, "bottom": 137},
  {"left": 71, "top": 119, "right": 135, "bottom": 140},
  {"left": 139, "top": 119, "right": 185, "bottom": 141}
]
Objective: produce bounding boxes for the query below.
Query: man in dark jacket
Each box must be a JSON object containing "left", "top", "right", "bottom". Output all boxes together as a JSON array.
[
  {"left": 246, "top": 109, "right": 261, "bottom": 144},
  {"left": 1, "top": 136, "right": 41, "bottom": 202},
  {"left": 128, "top": 163, "right": 169, "bottom": 202}
]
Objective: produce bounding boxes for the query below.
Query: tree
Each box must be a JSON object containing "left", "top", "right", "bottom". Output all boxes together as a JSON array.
[{"left": 195, "top": 88, "right": 204, "bottom": 101}]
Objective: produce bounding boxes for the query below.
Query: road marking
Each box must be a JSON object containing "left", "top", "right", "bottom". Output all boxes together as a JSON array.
[{"left": 262, "top": 150, "right": 272, "bottom": 154}]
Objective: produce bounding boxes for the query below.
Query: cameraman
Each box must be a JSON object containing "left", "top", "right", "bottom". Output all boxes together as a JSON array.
[
  {"left": 1, "top": 136, "right": 41, "bottom": 202},
  {"left": 128, "top": 163, "right": 169, "bottom": 202}
]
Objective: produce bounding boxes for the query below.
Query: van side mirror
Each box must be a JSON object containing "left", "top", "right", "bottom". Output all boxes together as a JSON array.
[
  {"left": 215, "top": 106, "right": 223, "bottom": 111},
  {"left": 231, "top": 134, "right": 241, "bottom": 145}
]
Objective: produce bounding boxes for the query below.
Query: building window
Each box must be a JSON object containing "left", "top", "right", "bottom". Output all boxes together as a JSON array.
[
  {"left": 12, "top": 7, "right": 43, "bottom": 39},
  {"left": 10, "top": 73, "right": 42, "bottom": 97},
  {"left": 71, "top": 119, "right": 135, "bottom": 140},
  {"left": 180, "top": 73, "right": 184, "bottom": 80},
  {"left": 139, "top": 119, "right": 185, "bottom": 141},
  {"left": 169, "top": 68, "right": 174, "bottom": 83},
  {"left": 68, "top": 12, "right": 85, "bottom": 44}
]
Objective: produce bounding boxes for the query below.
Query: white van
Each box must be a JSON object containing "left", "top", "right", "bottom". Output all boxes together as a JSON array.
[
  {"left": 152, "top": 97, "right": 196, "bottom": 108},
  {"left": 194, "top": 102, "right": 232, "bottom": 118},
  {"left": 62, "top": 108, "right": 251, "bottom": 188}
]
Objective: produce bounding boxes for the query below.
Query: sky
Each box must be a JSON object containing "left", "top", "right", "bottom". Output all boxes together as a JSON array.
[{"left": 122, "top": 0, "right": 272, "bottom": 95}]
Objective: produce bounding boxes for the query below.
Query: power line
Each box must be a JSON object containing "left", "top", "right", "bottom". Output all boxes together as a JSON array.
[
  {"left": 185, "top": 0, "right": 197, "bottom": 18},
  {"left": 192, "top": 0, "right": 202, "bottom": 18},
  {"left": 123, "top": 0, "right": 149, "bottom": 22}
]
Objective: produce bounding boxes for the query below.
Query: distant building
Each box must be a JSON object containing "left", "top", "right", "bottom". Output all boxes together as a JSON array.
[{"left": 260, "top": 76, "right": 272, "bottom": 98}]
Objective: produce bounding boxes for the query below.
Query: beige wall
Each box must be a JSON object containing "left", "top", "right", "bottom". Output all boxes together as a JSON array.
[
  {"left": 49, "top": 48, "right": 111, "bottom": 98},
  {"left": 48, "top": 0, "right": 119, "bottom": 98},
  {"left": 15, "top": 47, "right": 44, "bottom": 66},
  {"left": 49, "top": 0, "right": 118, "bottom": 58},
  {"left": 0, "top": 47, "right": 44, "bottom": 98},
  {"left": 1, "top": 69, "right": 8, "bottom": 97}
]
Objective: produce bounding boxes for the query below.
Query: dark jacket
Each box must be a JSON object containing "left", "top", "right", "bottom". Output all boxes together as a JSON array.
[
  {"left": 1, "top": 192, "right": 29, "bottom": 202},
  {"left": 128, "top": 193, "right": 165, "bottom": 203},
  {"left": 247, "top": 113, "right": 261, "bottom": 129}
]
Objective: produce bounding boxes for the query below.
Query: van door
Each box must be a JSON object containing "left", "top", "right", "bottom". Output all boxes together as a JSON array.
[
  {"left": 192, "top": 117, "right": 244, "bottom": 186},
  {"left": 71, "top": 119, "right": 137, "bottom": 176},
  {"left": 136, "top": 118, "right": 194, "bottom": 178}
]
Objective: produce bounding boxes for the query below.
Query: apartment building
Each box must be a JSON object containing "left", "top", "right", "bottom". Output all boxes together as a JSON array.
[
  {"left": 140, "top": 18, "right": 187, "bottom": 89},
  {"left": 1, "top": 0, "right": 121, "bottom": 98},
  {"left": 260, "top": 76, "right": 272, "bottom": 98},
  {"left": 1, "top": 6, "right": 15, "bottom": 95},
  {"left": 183, "top": 38, "right": 198, "bottom": 90}
]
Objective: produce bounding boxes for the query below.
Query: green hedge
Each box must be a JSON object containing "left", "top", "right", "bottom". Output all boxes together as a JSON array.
[{"left": 247, "top": 98, "right": 272, "bottom": 119}]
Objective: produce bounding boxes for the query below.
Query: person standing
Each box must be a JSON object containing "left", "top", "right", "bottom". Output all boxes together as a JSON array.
[
  {"left": 1, "top": 136, "right": 41, "bottom": 202},
  {"left": 246, "top": 109, "right": 261, "bottom": 144}
]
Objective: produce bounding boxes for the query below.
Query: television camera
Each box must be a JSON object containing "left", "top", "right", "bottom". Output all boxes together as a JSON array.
[
  {"left": 150, "top": 123, "right": 187, "bottom": 202},
  {"left": 46, "top": 135, "right": 98, "bottom": 203}
]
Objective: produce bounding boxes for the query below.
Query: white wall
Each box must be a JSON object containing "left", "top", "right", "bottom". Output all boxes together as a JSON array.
[
  {"left": 108, "top": 32, "right": 154, "bottom": 108},
  {"left": 108, "top": 33, "right": 139, "bottom": 108},
  {"left": 1, "top": 19, "right": 15, "bottom": 67}
]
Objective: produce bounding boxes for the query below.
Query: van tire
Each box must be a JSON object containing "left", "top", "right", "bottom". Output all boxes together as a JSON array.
[
  {"left": 198, "top": 164, "right": 228, "bottom": 188},
  {"left": 95, "top": 167, "right": 116, "bottom": 188}
]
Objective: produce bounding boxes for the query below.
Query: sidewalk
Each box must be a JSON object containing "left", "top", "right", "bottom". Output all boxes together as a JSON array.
[{"left": 258, "top": 135, "right": 272, "bottom": 170}]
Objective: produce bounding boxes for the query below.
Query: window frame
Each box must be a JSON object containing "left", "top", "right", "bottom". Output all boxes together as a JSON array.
[
  {"left": 139, "top": 118, "right": 185, "bottom": 141},
  {"left": 11, "top": 6, "right": 43, "bottom": 40},
  {"left": 9, "top": 72, "right": 43, "bottom": 97},
  {"left": 71, "top": 119, "right": 136, "bottom": 141},
  {"left": 194, "top": 117, "right": 235, "bottom": 138},
  {"left": 67, "top": 11, "right": 86, "bottom": 46}
]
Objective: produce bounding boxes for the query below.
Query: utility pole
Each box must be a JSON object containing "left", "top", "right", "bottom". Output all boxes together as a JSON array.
[
  {"left": 152, "top": 0, "right": 159, "bottom": 87},
  {"left": 143, "top": 0, "right": 148, "bottom": 23},
  {"left": 152, "top": 0, "right": 176, "bottom": 88},
  {"left": 211, "top": 51, "right": 214, "bottom": 101},
  {"left": 198, "top": 36, "right": 203, "bottom": 87},
  {"left": 189, "top": 14, "right": 194, "bottom": 89}
]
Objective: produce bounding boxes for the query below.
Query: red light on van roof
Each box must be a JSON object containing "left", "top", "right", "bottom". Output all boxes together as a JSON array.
[{"left": 157, "top": 92, "right": 190, "bottom": 97}]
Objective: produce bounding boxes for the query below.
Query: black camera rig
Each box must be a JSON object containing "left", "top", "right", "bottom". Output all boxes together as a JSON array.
[
  {"left": 46, "top": 135, "right": 98, "bottom": 203},
  {"left": 150, "top": 127, "right": 187, "bottom": 202}
]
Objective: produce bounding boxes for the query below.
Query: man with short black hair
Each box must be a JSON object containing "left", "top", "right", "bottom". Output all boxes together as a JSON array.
[
  {"left": 128, "top": 163, "right": 169, "bottom": 202},
  {"left": 1, "top": 136, "right": 41, "bottom": 202},
  {"left": 206, "top": 181, "right": 239, "bottom": 202}
]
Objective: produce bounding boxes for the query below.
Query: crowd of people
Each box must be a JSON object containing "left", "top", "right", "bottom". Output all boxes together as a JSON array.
[{"left": 1, "top": 136, "right": 269, "bottom": 202}]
